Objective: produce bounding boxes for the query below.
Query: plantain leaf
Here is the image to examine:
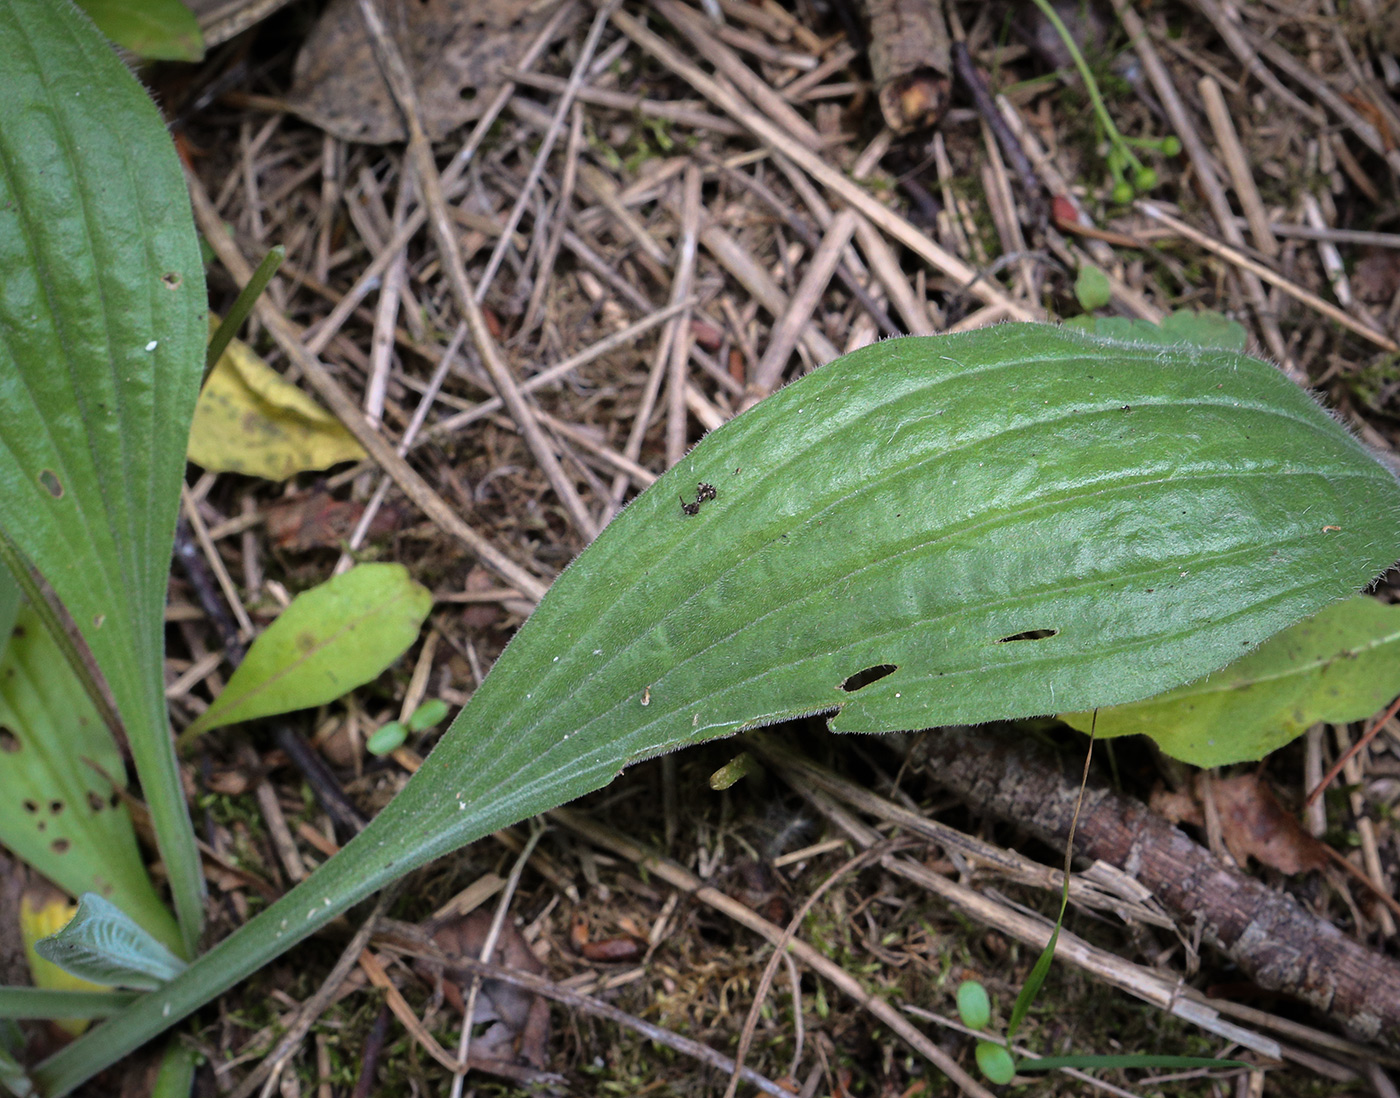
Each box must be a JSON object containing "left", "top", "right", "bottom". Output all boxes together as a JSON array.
[
  {"left": 0, "top": 0, "right": 207, "bottom": 951},
  {"left": 34, "top": 894, "right": 186, "bottom": 991},
  {"left": 0, "top": 603, "right": 182, "bottom": 954},
  {"left": 20, "top": 885, "right": 110, "bottom": 1037},
  {"left": 34, "top": 324, "right": 1400, "bottom": 1094},
  {"left": 1062, "top": 596, "right": 1400, "bottom": 765},
  {"left": 181, "top": 564, "right": 433, "bottom": 740}
]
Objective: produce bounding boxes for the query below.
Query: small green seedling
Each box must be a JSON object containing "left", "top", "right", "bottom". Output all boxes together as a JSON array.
[
  {"left": 369, "top": 699, "right": 451, "bottom": 756},
  {"left": 366, "top": 722, "right": 407, "bottom": 756},
  {"left": 1073, "top": 265, "right": 1112, "bottom": 311},
  {"left": 955, "top": 980, "right": 990, "bottom": 1030},
  {"left": 406, "top": 698, "right": 449, "bottom": 733},
  {"left": 953, "top": 727, "right": 1250, "bottom": 1087},
  {"left": 957, "top": 979, "right": 1016, "bottom": 1083},
  {"left": 1030, "top": 0, "right": 1180, "bottom": 202}
]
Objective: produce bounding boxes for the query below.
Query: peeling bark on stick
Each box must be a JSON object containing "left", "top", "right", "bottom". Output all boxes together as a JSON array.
[
  {"left": 863, "top": 0, "right": 951, "bottom": 133},
  {"left": 912, "top": 727, "right": 1400, "bottom": 1050}
]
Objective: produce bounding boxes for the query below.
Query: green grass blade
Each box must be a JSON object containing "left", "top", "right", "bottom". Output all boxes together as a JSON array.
[
  {"left": 149, "top": 1042, "right": 199, "bottom": 1098},
  {"left": 0, "top": 989, "right": 137, "bottom": 1021},
  {"left": 35, "top": 324, "right": 1400, "bottom": 1094},
  {"left": 0, "top": 0, "right": 208, "bottom": 953},
  {"left": 203, "top": 245, "right": 284, "bottom": 381}
]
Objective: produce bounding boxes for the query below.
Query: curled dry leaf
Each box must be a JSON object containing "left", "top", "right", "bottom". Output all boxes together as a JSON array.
[
  {"left": 287, "top": 0, "right": 569, "bottom": 144},
  {"left": 864, "top": 0, "right": 952, "bottom": 132},
  {"left": 1151, "top": 774, "right": 1329, "bottom": 875},
  {"left": 568, "top": 914, "right": 644, "bottom": 963},
  {"left": 428, "top": 909, "right": 550, "bottom": 1069}
]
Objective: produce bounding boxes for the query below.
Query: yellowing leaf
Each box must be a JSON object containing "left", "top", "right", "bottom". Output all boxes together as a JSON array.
[
  {"left": 188, "top": 324, "right": 365, "bottom": 479},
  {"left": 1062, "top": 597, "right": 1400, "bottom": 766},
  {"left": 20, "top": 885, "right": 108, "bottom": 1036},
  {"left": 181, "top": 563, "right": 433, "bottom": 741}
]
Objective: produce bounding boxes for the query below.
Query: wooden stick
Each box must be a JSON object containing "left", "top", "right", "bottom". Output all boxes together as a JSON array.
[
  {"left": 915, "top": 726, "right": 1400, "bottom": 1048},
  {"left": 1198, "top": 76, "right": 1279, "bottom": 258}
]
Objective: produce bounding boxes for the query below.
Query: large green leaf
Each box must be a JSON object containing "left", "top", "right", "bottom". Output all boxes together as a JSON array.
[
  {"left": 182, "top": 564, "right": 433, "bottom": 740},
  {"left": 0, "top": 604, "right": 180, "bottom": 952},
  {"left": 1063, "top": 596, "right": 1400, "bottom": 765},
  {"left": 0, "top": 0, "right": 207, "bottom": 951},
  {"left": 34, "top": 324, "right": 1400, "bottom": 1093}
]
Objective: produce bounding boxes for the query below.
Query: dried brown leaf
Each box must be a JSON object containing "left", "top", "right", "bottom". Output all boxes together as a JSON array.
[
  {"left": 287, "top": 0, "right": 567, "bottom": 144},
  {"left": 1210, "top": 775, "right": 1328, "bottom": 875}
]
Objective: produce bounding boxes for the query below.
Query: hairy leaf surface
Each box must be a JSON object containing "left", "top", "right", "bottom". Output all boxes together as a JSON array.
[
  {"left": 0, "top": 0, "right": 207, "bottom": 949},
  {"left": 73, "top": 0, "right": 203, "bottom": 60},
  {"left": 36, "top": 324, "right": 1400, "bottom": 1094},
  {"left": 34, "top": 895, "right": 186, "bottom": 991}
]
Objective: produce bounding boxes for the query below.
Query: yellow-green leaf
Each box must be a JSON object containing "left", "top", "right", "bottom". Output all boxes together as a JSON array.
[
  {"left": 1062, "top": 596, "right": 1400, "bottom": 765},
  {"left": 188, "top": 329, "right": 365, "bottom": 480},
  {"left": 182, "top": 564, "right": 432, "bottom": 740}
]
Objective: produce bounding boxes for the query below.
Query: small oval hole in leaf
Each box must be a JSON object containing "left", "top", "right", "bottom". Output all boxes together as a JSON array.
[
  {"left": 0, "top": 726, "right": 19, "bottom": 752},
  {"left": 23, "top": 799, "right": 39, "bottom": 813},
  {"left": 996, "top": 628, "right": 1059, "bottom": 644},
  {"left": 50, "top": 839, "right": 70, "bottom": 854},
  {"left": 161, "top": 271, "right": 181, "bottom": 289},
  {"left": 38, "top": 469, "right": 63, "bottom": 498},
  {"left": 840, "top": 664, "right": 898, "bottom": 692},
  {"left": 87, "top": 791, "right": 105, "bottom": 812}
]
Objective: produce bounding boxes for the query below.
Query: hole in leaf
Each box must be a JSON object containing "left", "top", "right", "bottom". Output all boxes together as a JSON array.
[
  {"left": 0, "top": 727, "right": 18, "bottom": 752},
  {"left": 49, "top": 800, "right": 64, "bottom": 815},
  {"left": 50, "top": 838, "right": 70, "bottom": 854},
  {"left": 23, "top": 799, "right": 39, "bottom": 814},
  {"left": 161, "top": 271, "right": 181, "bottom": 289},
  {"left": 38, "top": 469, "right": 63, "bottom": 498},
  {"left": 87, "top": 791, "right": 105, "bottom": 812},
  {"left": 996, "top": 628, "right": 1060, "bottom": 643},
  {"left": 840, "top": 664, "right": 898, "bottom": 692}
]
